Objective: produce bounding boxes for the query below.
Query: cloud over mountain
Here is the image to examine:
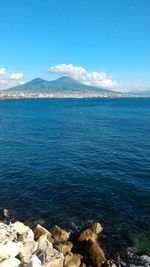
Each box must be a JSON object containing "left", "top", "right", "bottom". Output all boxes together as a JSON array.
[
  {"left": 48, "top": 64, "right": 119, "bottom": 89},
  {"left": 0, "top": 67, "right": 24, "bottom": 89}
]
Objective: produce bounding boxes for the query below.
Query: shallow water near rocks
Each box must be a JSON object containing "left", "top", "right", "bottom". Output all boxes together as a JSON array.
[{"left": 0, "top": 98, "right": 150, "bottom": 265}]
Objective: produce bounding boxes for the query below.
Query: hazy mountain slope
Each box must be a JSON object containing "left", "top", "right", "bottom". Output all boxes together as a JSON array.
[{"left": 129, "top": 90, "right": 150, "bottom": 95}]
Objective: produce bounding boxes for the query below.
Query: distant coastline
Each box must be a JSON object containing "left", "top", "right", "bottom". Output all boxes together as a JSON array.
[{"left": 0, "top": 92, "right": 150, "bottom": 100}]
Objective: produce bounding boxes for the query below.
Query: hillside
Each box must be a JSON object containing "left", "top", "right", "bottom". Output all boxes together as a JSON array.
[{"left": 5, "top": 76, "right": 120, "bottom": 95}]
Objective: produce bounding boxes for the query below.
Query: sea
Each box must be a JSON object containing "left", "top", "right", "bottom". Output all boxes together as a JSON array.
[{"left": 0, "top": 98, "right": 150, "bottom": 266}]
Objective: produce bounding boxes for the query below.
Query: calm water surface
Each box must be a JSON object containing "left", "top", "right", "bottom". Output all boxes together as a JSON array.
[{"left": 0, "top": 98, "right": 150, "bottom": 255}]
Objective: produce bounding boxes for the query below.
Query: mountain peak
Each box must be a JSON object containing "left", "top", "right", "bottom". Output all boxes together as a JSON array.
[{"left": 27, "top": 77, "right": 46, "bottom": 84}]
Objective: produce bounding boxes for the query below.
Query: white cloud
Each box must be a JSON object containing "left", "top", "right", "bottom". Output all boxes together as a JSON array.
[
  {"left": 10, "top": 72, "right": 23, "bottom": 80},
  {"left": 0, "top": 67, "right": 5, "bottom": 74},
  {"left": 0, "top": 67, "right": 24, "bottom": 90},
  {"left": 19, "top": 81, "right": 25, "bottom": 85},
  {"left": 48, "top": 63, "right": 119, "bottom": 89}
]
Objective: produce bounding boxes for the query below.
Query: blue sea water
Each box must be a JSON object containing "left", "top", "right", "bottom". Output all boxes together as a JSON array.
[{"left": 0, "top": 98, "right": 150, "bottom": 256}]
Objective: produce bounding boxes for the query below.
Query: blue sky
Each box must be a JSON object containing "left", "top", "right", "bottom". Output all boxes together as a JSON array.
[{"left": 0, "top": 0, "right": 150, "bottom": 91}]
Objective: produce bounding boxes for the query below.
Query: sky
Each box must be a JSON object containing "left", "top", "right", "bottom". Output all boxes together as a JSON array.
[{"left": 0, "top": 0, "right": 150, "bottom": 91}]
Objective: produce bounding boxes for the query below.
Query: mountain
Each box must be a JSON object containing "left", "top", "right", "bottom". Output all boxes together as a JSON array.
[{"left": 5, "top": 76, "right": 121, "bottom": 95}]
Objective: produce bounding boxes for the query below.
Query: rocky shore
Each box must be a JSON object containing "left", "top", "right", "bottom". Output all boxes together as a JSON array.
[{"left": 0, "top": 210, "right": 117, "bottom": 267}]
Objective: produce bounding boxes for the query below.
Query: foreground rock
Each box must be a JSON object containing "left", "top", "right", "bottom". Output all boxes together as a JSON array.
[
  {"left": 78, "top": 222, "right": 103, "bottom": 243},
  {"left": 37, "top": 234, "right": 53, "bottom": 251},
  {"left": 18, "top": 229, "right": 34, "bottom": 243},
  {"left": 89, "top": 242, "right": 106, "bottom": 267},
  {"left": 25, "top": 255, "right": 41, "bottom": 267},
  {"left": 0, "top": 221, "right": 30, "bottom": 244},
  {"left": 51, "top": 225, "right": 70, "bottom": 243},
  {"left": 0, "top": 241, "right": 23, "bottom": 260},
  {"left": 0, "top": 257, "right": 21, "bottom": 267},
  {"left": 54, "top": 241, "right": 73, "bottom": 255},
  {"left": 0, "top": 223, "right": 17, "bottom": 243},
  {"left": 91, "top": 223, "right": 103, "bottom": 235},
  {"left": 79, "top": 228, "right": 97, "bottom": 243},
  {"left": 34, "top": 224, "right": 53, "bottom": 243},
  {"left": 64, "top": 253, "right": 82, "bottom": 267},
  {"left": 19, "top": 240, "right": 38, "bottom": 263},
  {"left": 13, "top": 221, "right": 30, "bottom": 235},
  {"left": 78, "top": 222, "right": 106, "bottom": 267},
  {"left": 37, "top": 247, "right": 64, "bottom": 267},
  {"left": 0, "top": 211, "right": 118, "bottom": 267}
]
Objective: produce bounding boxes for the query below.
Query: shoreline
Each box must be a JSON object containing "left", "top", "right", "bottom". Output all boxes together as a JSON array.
[
  {"left": 0, "top": 211, "right": 150, "bottom": 267},
  {"left": 0, "top": 95, "right": 150, "bottom": 100}
]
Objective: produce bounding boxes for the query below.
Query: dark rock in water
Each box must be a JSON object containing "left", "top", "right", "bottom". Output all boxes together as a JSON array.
[
  {"left": 2, "top": 209, "right": 16, "bottom": 223},
  {"left": 3, "top": 209, "right": 10, "bottom": 219}
]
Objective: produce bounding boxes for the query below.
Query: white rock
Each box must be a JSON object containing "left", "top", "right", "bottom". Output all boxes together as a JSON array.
[
  {"left": 37, "top": 235, "right": 53, "bottom": 251},
  {"left": 0, "top": 241, "right": 23, "bottom": 260},
  {"left": 19, "top": 240, "right": 38, "bottom": 263},
  {"left": 26, "top": 255, "right": 42, "bottom": 267},
  {"left": 12, "top": 221, "right": 30, "bottom": 235},
  {"left": 0, "top": 223, "right": 17, "bottom": 243},
  {"left": 0, "top": 257, "right": 21, "bottom": 267},
  {"left": 18, "top": 229, "right": 34, "bottom": 243},
  {"left": 38, "top": 247, "right": 64, "bottom": 267}
]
